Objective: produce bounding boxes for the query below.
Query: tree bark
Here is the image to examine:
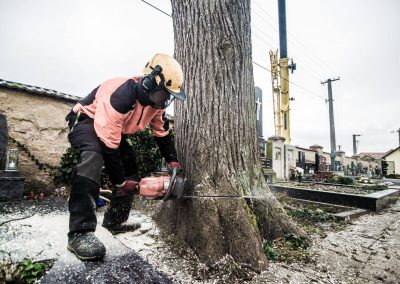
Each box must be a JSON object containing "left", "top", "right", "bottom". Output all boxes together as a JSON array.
[{"left": 155, "top": 0, "right": 306, "bottom": 271}]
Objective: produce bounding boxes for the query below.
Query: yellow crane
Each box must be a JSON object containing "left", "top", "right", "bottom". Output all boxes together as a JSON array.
[{"left": 269, "top": 0, "right": 295, "bottom": 144}]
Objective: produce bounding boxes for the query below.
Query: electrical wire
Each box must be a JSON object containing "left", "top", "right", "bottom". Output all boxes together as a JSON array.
[
  {"left": 251, "top": 22, "right": 325, "bottom": 82},
  {"left": 252, "top": 61, "right": 326, "bottom": 100},
  {"left": 252, "top": 0, "right": 338, "bottom": 75},
  {"left": 251, "top": 9, "right": 333, "bottom": 82},
  {"left": 139, "top": 0, "right": 327, "bottom": 101},
  {"left": 140, "top": 0, "right": 171, "bottom": 17}
]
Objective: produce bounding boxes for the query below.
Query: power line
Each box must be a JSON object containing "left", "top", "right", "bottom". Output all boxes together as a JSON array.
[
  {"left": 140, "top": 0, "right": 326, "bottom": 101},
  {"left": 252, "top": 8, "right": 333, "bottom": 80},
  {"left": 140, "top": 0, "right": 171, "bottom": 17},
  {"left": 251, "top": 11, "right": 333, "bottom": 79},
  {"left": 252, "top": 61, "right": 326, "bottom": 100},
  {"left": 251, "top": 22, "right": 326, "bottom": 82},
  {"left": 252, "top": 0, "right": 338, "bottom": 75}
]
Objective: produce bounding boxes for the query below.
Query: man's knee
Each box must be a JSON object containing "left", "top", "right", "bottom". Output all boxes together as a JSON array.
[{"left": 77, "top": 151, "right": 103, "bottom": 186}]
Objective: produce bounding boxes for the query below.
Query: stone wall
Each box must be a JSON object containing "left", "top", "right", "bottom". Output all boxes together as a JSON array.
[{"left": 0, "top": 88, "right": 76, "bottom": 191}]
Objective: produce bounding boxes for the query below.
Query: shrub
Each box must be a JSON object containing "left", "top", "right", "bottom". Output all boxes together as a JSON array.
[
  {"left": 284, "top": 234, "right": 309, "bottom": 249},
  {"left": 53, "top": 147, "right": 80, "bottom": 184},
  {"left": 285, "top": 206, "right": 336, "bottom": 222},
  {"left": 386, "top": 174, "right": 400, "bottom": 179},
  {"left": 125, "top": 127, "right": 163, "bottom": 179},
  {"left": 54, "top": 126, "right": 164, "bottom": 185},
  {"left": 325, "top": 175, "right": 355, "bottom": 185},
  {"left": 262, "top": 240, "right": 277, "bottom": 261},
  {"left": 18, "top": 258, "right": 47, "bottom": 284},
  {"left": 363, "top": 184, "right": 388, "bottom": 191}
]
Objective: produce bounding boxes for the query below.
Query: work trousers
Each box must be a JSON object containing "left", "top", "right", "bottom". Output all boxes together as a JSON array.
[{"left": 67, "top": 116, "right": 137, "bottom": 235}]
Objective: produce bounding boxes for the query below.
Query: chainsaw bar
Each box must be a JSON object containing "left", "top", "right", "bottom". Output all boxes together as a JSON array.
[
  {"left": 182, "top": 195, "right": 265, "bottom": 199},
  {"left": 163, "top": 168, "right": 266, "bottom": 201}
]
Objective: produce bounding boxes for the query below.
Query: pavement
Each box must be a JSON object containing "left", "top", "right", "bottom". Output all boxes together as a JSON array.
[
  {"left": 1, "top": 196, "right": 400, "bottom": 283},
  {"left": 253, "top": 198, "right": 400, "bottom": 284},
  {"left": 0, "top": 198, "right": 175, "bottom": 284}
]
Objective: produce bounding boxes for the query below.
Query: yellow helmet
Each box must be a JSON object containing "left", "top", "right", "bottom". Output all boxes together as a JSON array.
[{"left": 143, "top": 53, "right": 186, "bottom": 100}]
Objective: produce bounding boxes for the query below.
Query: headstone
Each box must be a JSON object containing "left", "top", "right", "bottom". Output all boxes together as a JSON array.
[
  {"left": 0, "top": 114, "right": 8, "bottom": 169},
  {"left": 0, "top": 114, "right": 24, "bottom": 201}
]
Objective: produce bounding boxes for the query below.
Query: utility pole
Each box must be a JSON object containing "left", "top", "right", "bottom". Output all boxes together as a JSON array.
[
  {"left": 321, "top": 77, "right": 340, "bottom": 171},
  {"left": 353, "top": 134, "right": 361, "bottom": 155},
  {"left": 391, "top": 128, "right": 400, "bottom": 147}
]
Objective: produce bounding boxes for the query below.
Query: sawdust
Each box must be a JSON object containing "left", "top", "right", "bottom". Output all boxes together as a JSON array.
[{"left": 1, "top": 197, "right": 400, "bottom": 283}]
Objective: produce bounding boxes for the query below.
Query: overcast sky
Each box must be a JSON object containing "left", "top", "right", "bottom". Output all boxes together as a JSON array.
[{"left": 1, "top": 0, "right": 399, "bottom": 154}]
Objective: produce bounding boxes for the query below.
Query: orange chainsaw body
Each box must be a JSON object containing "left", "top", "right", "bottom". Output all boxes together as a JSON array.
[{"left": 138, "top": 169, "right": 186, "bottom": 201}]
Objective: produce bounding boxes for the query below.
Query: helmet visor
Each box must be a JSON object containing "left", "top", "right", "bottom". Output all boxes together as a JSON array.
[
  {"left": 148, "top": 88, "right": 175, "bottom": 109},
  {"left": 166, "top": 87, "right": 186, "bottom": 101}
]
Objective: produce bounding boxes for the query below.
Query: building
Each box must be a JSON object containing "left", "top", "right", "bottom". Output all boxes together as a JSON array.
[
  {"left": 0, "top": 79, "right": 79, "bottom": 189},
  {"left": 382, "top": 147, "right": 400, "bottom": 175}
]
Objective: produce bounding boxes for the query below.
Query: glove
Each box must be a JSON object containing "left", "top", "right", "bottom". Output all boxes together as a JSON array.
[
  {"left": 169, "top": 161, "right": 182, "bottom": 169},
  {"left": 116, "top": 180, "right": 139, "bottom": 196},
  {"left": 65, "top": 110, "right": 77, "bottom": 130}
]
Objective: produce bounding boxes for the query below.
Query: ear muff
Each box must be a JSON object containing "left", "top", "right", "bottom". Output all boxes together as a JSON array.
[{"left": 142, "top": 65, "right": 163, "bottom": 94}]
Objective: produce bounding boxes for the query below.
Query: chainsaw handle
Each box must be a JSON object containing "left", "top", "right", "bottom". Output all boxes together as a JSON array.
[{"left": 163, "top": 168, "right": 178, "bottom": 201}]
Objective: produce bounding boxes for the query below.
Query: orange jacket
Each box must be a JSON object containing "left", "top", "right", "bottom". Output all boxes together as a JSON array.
[{"left": 72, "top": 77, "right": 168, "bottom": 149}]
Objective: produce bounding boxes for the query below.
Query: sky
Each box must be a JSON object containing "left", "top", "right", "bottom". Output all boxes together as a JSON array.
[{"left": 0, "top": 0, "right": 399, "bottom": 154}]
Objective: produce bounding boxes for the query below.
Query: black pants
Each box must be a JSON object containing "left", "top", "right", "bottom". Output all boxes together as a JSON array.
[{"left": 67, "top": 117, "right": 137, "bottom": 235}]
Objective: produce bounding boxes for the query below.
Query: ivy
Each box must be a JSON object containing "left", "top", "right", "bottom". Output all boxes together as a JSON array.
[
  {"left": 262, "top": 240, "right": 277, "bottom": 261},
  {"left": 125, "top": 126, "right": 163, "bottom": 179},
  {"left": 285, "top": 207, "right": 337, "bottom": 222},
  {"left": 18, "top": 258, "right": 47, "bottom": 284},
  {"left": 284, "top": 234, "right": 309, "bottom": 249},
  {"left": 325, "top": 175, "right": 355, "bottom": 185}
]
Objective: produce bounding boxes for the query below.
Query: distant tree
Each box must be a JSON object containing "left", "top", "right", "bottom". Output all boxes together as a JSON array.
[{"left": 155, "top": 0, "right": 307, "bottom": 271}]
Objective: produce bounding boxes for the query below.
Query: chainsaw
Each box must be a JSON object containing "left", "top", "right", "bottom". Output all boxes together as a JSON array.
[
  {"left": 137, "top": 168, "right": 264, "bottom": 201},
  {"left": 138, "top": 167, "right": 186, "bottom": 201}
]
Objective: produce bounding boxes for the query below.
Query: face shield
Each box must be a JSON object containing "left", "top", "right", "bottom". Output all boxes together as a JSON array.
[{"left": 148, "top": 88, "right": 175, "bottom": 109}]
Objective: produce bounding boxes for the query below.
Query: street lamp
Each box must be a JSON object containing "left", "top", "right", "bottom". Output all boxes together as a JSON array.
[{"left": 390, "top": 128, "right": 400, "bottom": 147}]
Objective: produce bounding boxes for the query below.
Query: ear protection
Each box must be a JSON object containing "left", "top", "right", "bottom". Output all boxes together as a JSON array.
[{"left": 142, "top": 65, "right": 164, "bottom": 94}]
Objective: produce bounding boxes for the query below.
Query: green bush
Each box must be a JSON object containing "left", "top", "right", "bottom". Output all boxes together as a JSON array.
[
  {"left": 53, "top": 147, "right": 80, "bottom": 184},
  {"left": 125, "top": 127, "right": 163, "bottom": 179},
  {"left": 262, "top": 240, "right": 277, "bottom": 261},
  {"left": 325, "top": 175, "right": 355, "bottom": 185},
  {"left": 285, "top": 207, "right": 336, "bottom": 222},
  {"left": 363, "top": 184, "right": 388, "bottom": 191},
  {"left": 284, "top": 234, "right": 309, "bottom": 249},
  {"left": 18, "top": 258, "right": 47, "bottom": 284},
  {"left": 54, "top": 126, "right": 164, "bottom": 185},
  {"left": 386, "top": 174, "right": 400, "bottom": 179}
]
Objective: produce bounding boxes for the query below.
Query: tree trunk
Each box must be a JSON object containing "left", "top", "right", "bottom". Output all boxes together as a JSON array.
[{"left": 155, "top": 0, "right": 306, "bottom": 271}]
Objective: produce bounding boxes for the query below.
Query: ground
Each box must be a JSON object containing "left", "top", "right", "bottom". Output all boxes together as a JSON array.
[{"left": 0, "top": 195, "right": 399, "bottom": 283}]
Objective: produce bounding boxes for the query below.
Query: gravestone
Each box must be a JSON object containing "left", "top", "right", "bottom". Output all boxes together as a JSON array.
[
  {"left": 0, "top": 114, "right": 25, "bottom": 201},
  {"left": 0, "top": 114, "right": 7, "bottom": 169}
]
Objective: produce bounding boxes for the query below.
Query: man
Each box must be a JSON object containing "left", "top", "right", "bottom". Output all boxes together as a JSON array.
[{"left": 65, "top": 53, "right": 185, "bottom": 260}]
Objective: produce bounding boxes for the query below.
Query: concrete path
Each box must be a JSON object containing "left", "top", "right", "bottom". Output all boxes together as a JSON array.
[
  {"left": 2, "top": 197, "right": 400, "bottom": 283},
  {"left": 254, "top": 199, "right": 400, "bottom": 283},
  {"left": 0, "top": 198, "right": 171, "bottom": 283}
]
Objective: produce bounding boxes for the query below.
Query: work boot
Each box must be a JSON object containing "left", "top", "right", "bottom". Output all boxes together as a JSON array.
[
  {"left": 103, "top": 221, "right": 141, "bottom": 235},
  {"left": 67, "top": 232, "right": 106, "bottom": 261},
  {"left": 102, "top": 193, "right": 141, "bottom": 234}
]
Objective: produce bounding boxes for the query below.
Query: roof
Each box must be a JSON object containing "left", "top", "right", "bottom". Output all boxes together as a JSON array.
[
  {"left": 0, "top": 79, "right": 80, "bottom": 103},
  {"left": 382, "top": 146, "right": 400, "bottom": 159},
  {"left": 358, "top": 152, "right": 386, "bottom": 160},
  {"left": 295, "top": 146, "right": 317, "bottom": 152},
  {"left": 309, "top": 144, "right": 323, "bottom": 149}
]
